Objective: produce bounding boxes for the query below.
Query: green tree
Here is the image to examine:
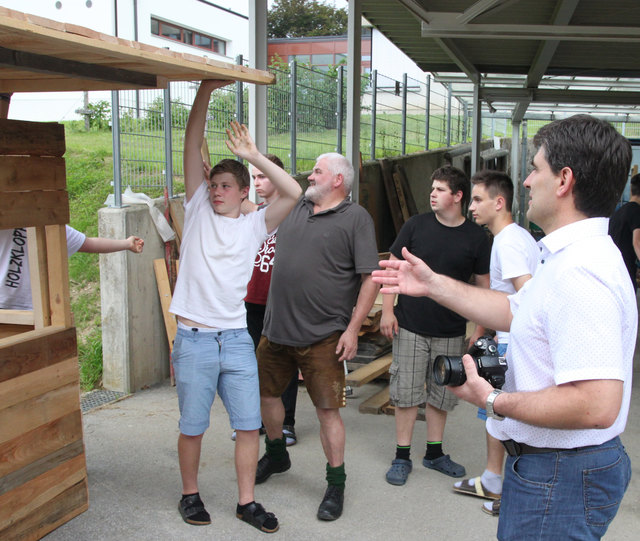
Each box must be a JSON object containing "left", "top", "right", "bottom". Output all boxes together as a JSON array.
[{"left": 268, "top": 0, "right": 348, "bottom": 38}]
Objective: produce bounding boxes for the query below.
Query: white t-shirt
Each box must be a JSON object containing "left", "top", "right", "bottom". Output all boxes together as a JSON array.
[
  {"left": 488, "top": 218, "right": 636, "bottom": 448},
  {"left": 490, "top": 222, "right": 539, "bottom": 345},
  {"left": 169, "top": 181, "right": 268, "bottom": 329},
  {"left": 0, "top": 225, "right": 86, "bottom": 310}
]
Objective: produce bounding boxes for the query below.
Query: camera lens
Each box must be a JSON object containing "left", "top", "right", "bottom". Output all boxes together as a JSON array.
[
  {"left": 433, "top": 355, "right": 467, "bottom": 386},
  {"left": 433, "top": 355, "right": 451, "bottom": 385}
]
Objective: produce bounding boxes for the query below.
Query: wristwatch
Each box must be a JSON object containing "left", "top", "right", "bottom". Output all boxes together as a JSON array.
[{"left": 486, "top": 389, "right": 505, "bottom": 421}]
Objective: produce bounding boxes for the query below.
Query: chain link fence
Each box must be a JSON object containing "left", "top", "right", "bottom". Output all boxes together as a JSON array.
[{"left": 111, "top": 62, "right": 640, "bottom": 196}]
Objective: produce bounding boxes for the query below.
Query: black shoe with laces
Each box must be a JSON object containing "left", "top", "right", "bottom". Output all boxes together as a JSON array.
[
  {"left": 255, "top": 451, "right": 291, "bottom": 484},
  {"left": 317, "top": 485, "right": 344, "bottom": 521}
]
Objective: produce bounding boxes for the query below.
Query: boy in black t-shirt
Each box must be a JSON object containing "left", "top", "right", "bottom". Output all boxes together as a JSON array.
[{"left": 380, "top": 166, "right": 491, "bottom": 487}]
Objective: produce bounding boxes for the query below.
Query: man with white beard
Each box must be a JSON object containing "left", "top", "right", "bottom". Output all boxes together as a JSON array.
[{"left": 254, "top": 153, "right": 380, "bottom": 522}]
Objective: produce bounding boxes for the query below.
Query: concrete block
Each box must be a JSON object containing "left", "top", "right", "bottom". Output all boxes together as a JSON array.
[{"left": 98, "top": 200, "right": 173, "bottom": 392}]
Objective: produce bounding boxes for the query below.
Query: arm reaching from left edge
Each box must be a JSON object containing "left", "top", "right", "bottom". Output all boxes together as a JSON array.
[
  {"left": 372, "top": 246, "right": 512, "bottom": 333},
  {"left": 79, "top": 236, "right": 144, "bottom": 254},
  {"left": 336, "top": 274, "right": 380, "bottom": 362},
  {"left": 225, "top": 121, "right": 301, "bottom": 232}
]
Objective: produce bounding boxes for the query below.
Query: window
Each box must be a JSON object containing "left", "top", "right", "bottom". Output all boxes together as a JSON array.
[
  {"left": 311, "top": 54, "right": 334, "bottom": 66},
  {"left": 290, "top": 54, "right": 311, "bottom": 64},
  {"left": 150, "top": 17, "right": 226, "bottom": 55}
]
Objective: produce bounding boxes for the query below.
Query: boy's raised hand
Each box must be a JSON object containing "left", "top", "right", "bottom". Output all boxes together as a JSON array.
[{"left": 225, "top": 121, "right": 258, "bottom": 161}]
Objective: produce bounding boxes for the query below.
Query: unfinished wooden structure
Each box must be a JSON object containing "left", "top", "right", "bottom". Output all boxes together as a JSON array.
[{"left": 0, "top": 7, "right": 274, "bottom": 540}]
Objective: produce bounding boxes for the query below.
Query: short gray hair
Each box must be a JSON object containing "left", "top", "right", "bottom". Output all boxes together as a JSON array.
[{"left": 316, "top": 152, "right": 354, "bottom": 194}]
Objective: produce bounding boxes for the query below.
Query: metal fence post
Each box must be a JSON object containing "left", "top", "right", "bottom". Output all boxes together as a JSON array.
[
  {"left": 446, "top": 84, "right": 452, "bottom": 147},
  {"left": 370, "top": 69, "right": 377, "bottom": 160},
  {"left": 163, "top": 85, "right": 174, "bottom": 198},
  {"left": 337, "top": 65, "right": 344, "bottom": 154},
  {"left": 289, "top": 60, "right": 297, "bottom": 175},
  {"left": 463, "top": 103, "right": 469, "bottom": 143},
  {"left": 236, "top": 54, "right": 244, "bottom": 129},
  {"left": 519, "top": 120, "right": 528, "bottom": 225},
  {"left": 425, "top": 74, "right": 431, "bottom": 150},
  {"left": 401, "top": 73, "right": 408, "bottom": 155},
  {"left": 111, "top": 90, "right": 122, "bottom": 208}
]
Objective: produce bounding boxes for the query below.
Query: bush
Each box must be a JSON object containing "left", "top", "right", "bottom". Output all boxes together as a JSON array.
[
  {"left": 145, "top": 97, "right": 192, "bottom": 130},
  {"left": 87, "top": 100, "right": 111, "bottom": 130}
]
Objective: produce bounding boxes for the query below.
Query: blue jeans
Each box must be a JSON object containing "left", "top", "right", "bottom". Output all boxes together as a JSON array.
[
  {"left": 173, "top": 327, "right": 261, "bottom": 435},
  {"left": 498, "top": 436, "right": 631, "bottom": 540}
]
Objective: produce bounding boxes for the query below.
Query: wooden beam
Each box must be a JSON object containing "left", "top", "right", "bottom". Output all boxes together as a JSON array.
[
  {"left": 45, "top": 225, "right": 72, "bottom": 327},
  {"left": 168, "top": 199, "right": 185, "bottom": 250},
  {"left": 358, "top": 386, "right": 390, "bottom": 415},
  {"left": 346, "top": 353, "right": 392, "bottom": 387},
  {"left": 0, "top": 452, "right": 86, "bottom": 528},
  {"left": 0, "top": 357, "right": 78, "bottom": 411},
  {"left": 0, "top": 479, "right": 87, "bottom": 541},
  {"left": 0, "top": 310, "right": 34, "bottom": 325},
  {"left": 0, "top": 10, "right": 276, "bottom": 91},
  {"left": 0, "top": 326, "right": 76, "bottom": 384},
  {"left": 0, "top": 46, "right": 159, "bottom": 88},
  {"left": 27, "top": 227, "right": 50, "bottom": 329},
  {"left": 0, "top": 119, "right": 65, "bottom": 157},
  {"left": 0, "top": 191, "right": 69, "bottom": 229},
  {"left": 0, "top": 156, "right": 66, "bottom": 192}
]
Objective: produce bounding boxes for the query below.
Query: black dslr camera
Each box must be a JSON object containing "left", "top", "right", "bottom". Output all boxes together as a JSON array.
[{"left": 433, "top": 336, "right": 507, "bottom": 389}]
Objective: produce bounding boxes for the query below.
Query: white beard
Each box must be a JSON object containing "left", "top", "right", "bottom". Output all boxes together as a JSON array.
[{"left": 305, "top": 183, "right": 331, "bottom": 203}]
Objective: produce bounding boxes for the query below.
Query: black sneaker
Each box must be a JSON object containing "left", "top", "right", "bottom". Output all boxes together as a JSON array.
[
  {"left": 255, "top": 451, "right": 291, "bottom": 484},
  {"left": 317, "top": 485, "right": 344, "bottom": 521},
  {"left": 178, "top": 493, "right": 211, "bottom": 525}
]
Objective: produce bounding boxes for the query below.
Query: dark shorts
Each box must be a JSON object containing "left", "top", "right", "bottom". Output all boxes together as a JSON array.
[{"left": 257, "top": 332, "right": 346, "bottom": 409}]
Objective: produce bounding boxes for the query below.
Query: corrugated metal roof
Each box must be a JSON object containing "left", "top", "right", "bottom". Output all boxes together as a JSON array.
[{"left": 361, "top": 0, "right": 640, "bottom": 120}]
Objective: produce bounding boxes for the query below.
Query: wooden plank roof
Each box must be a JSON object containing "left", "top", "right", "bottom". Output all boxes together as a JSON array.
[{"left": 0, "top": 7, "right": 274, "bottom": 93}]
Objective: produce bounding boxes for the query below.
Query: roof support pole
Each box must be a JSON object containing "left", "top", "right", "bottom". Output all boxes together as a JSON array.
[
  {"left": 510, "top": 120, "right": 521, "bottom": 218},
  {"left": 248, "top": 0, "right": 268, "bottom": 154},
  {"left": 346, "top": 0, "right": 362, "bottom": 203},
  {"left": 471, "top": 80, "right": 481, "bottom": 174}
]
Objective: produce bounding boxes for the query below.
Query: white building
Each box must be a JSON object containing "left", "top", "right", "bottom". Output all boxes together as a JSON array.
[{"left": 1, "top": 0, "right": 250, "bottom": 121}]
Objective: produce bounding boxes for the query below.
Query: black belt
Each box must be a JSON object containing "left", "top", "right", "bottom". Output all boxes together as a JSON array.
[{"left": 502, "top": 440, "right": 566, "bottom": 457}]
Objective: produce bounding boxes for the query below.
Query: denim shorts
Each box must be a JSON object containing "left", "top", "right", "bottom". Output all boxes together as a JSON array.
[
  {"left": 498, "top": 436, "right": 631, "bottom": 540},
  {"left": 477, "top": 342, "right": 508, "bottom": 421},
  {"left": 172, "top": 326, "right": 261, "bottom": 436}
]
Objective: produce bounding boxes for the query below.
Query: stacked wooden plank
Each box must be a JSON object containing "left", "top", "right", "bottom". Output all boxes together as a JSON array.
[
  {"left": 378, "top": 159, "right": 418, "bottom": 235},
  {"left": 0, "top": 120, "right": 88, "bottom": 540}
]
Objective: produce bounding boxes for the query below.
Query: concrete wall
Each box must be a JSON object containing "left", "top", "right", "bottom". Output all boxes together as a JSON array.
[{"left": 99, "top": 203, "right": 170, "bottom": 393}]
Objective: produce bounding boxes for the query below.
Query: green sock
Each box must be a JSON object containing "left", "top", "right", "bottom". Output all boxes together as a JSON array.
[
  {"left": 265, "top": 436, "right": 287, "bottom": 462},
  {"left": 326, "top": 462, "right": 346, "bottom": 490}
]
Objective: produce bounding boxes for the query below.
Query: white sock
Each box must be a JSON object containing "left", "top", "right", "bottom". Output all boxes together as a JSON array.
[{"left": 480, "top": 469, "right": 502, "bottom": 494}]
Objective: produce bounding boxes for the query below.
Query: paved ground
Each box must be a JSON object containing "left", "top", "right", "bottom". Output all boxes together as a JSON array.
[{"left": 44, "top": 348, "right": 640, "bottom": 541}]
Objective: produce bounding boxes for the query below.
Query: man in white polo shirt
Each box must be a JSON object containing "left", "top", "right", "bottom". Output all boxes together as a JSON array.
[{"left": 373, "top": 114, "right": 635, "bottom": 540}]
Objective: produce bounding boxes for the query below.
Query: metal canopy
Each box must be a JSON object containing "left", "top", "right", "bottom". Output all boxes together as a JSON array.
[{"left": 361, "top": 0, "right": 640, "bottom": 122}]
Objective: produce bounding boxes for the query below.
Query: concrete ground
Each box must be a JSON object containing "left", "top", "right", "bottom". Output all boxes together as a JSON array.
[{"left": 44, "top": 356, "right": 640, "bottom": 540}]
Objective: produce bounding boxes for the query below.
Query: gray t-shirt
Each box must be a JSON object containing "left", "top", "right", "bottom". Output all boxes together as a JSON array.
[{"left": 263, "top": 196, "right": 379, "bottom": 346}]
